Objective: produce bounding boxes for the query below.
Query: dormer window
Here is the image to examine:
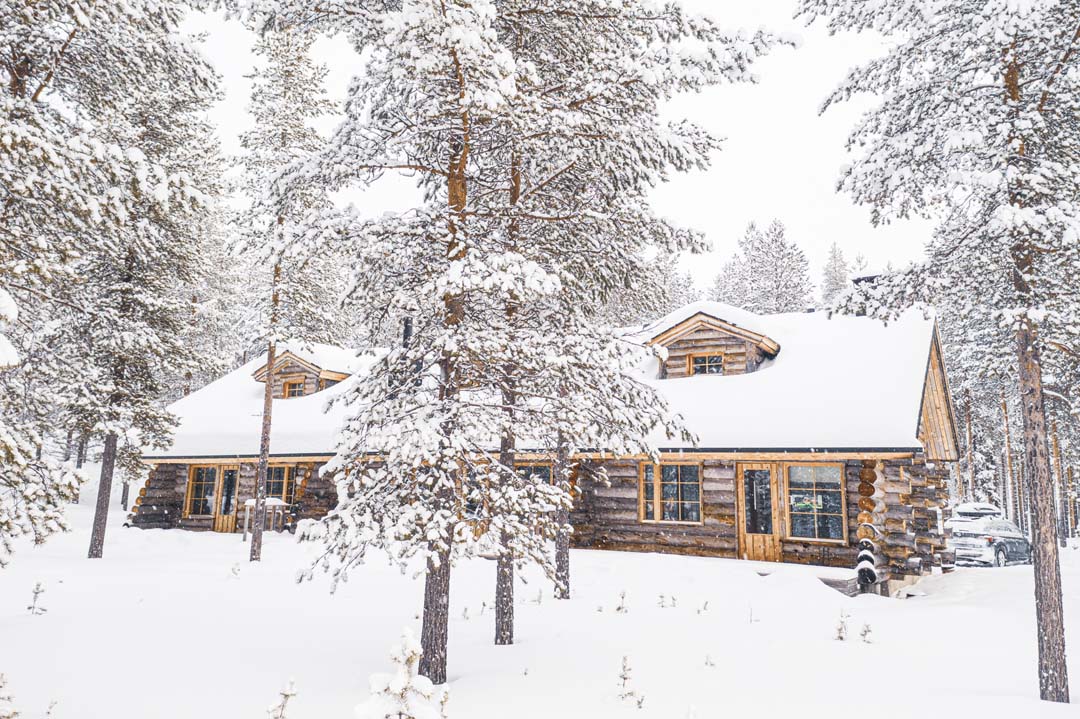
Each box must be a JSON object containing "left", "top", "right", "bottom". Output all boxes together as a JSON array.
[
  {"left": 284, "top": 381, "right": 305, "bottom": 398},
  {"left": 689, "top": 354, "right": 724, "bottom": 375}
]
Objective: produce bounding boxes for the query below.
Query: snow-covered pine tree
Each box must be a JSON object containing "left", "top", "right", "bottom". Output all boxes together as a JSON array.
[
  {"left": 355, "top": 630, "right": 449, "bottom": 719},
  {"left": 237, "top": 23, "right": 345, "bottom": 562},
  {"left": 709, "top": 220, "right": 813, "bottom": 313},
  {"left": 264, "top": 0, "right": 783, "bottom": 679},
  {"left": 820, "top": 242, "right": 850, "bottom": 307},
  {"left": 800, "top": 0, "right": 1080, "bottom": 700},
  {"left": 1, "top": 1, "right": 218, "bottom": 563}
]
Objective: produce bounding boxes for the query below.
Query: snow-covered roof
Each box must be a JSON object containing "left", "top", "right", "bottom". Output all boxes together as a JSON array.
[
  {"left": 144, "top": 303, "right": 942, "bottom": 460},
  {"left": 143, "top": 346, "right": 382, "bottom": 460},
  {"left": 632, "top": 301, "right": 938, "bottom": 452}
]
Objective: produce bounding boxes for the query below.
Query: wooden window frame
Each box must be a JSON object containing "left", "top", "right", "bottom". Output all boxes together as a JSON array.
[
  {"left": 283, "top": 379, "right": 305, "bottom": 398},
  {"left": 686, "top": 353, "right": 725, "bottom": 376},
  {"left": 638, "top": 461, "right": 704, "bottom": 525},
  {"left": 782, "top": 462, "right": 848, "bottom": 545},
  {"left": 515, "top": 461, "right": 554, "bottom": 484},
  {"left": 265, "top": 465, "right": 295, "bottom": 504},
  {"left": 184, "top": 465, "right": 219, "bottom": 518}
]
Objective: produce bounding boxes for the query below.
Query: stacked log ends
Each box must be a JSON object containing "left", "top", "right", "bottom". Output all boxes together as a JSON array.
[{"left": 856, "top": 460, "right": 886, "bottom": 588}]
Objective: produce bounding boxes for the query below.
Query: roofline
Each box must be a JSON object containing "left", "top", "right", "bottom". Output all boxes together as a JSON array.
[
  {"left": 645, "top": 311, "right": 781, "bottom": 356},
  {"left": 142, "top": 446, "right": 924, "bottom": 464}
]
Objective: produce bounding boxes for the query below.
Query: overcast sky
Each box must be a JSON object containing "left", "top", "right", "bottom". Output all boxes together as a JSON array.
[{"left": 186, "top": 1, "right": 932, "bottom": 295}]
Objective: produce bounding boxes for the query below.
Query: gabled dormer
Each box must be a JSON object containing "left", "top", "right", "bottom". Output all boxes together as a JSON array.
[
  {"left": 646, "top": 310, "right": 781, "bottom": 379},
  {"left": 252, "top": 346, "right": 351, "bottom": 399}
]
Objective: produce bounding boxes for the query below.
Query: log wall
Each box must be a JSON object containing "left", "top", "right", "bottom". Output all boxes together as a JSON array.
[
  {"left": 130, "top": 461, "right": 338, "bottom": 532},
  {"left": 661, "top": 328, "right": 761, "bottom": 379},
  {"left": 269, "top": 359, "right": 321, "bottom": 398},
  {"left": 572, "top": 457, "right": 949, "bottom": 575}
]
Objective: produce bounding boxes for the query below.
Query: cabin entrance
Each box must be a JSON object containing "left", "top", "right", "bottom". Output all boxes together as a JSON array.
[
  {"left": 736, "top": 463, "right": 781, "bottom": 562},
  {"left": 212, "top": 467, "right": 239, "bottom": 533}
]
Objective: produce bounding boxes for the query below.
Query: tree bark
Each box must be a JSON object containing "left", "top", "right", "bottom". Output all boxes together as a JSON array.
[
  {"left": 553, "top": 435, "right": 571, "bottom": 600},
  {"left": 120, "top": 479, "right": 130, "bottom": 511},
  {"left": 250, "top": 262, "right": 281, "bottom": 563},
  {"left": 249, "top": 338, "right": 276, "bottom": 562},
  {"left": 87, "top": 432, "right": 118, "bottom": 559},
  {"left": 1051, "top": 422, "right": 1067, "bottom": 548},
  {"left": 494, "top": 541, "right": 514, "bottom": 645},
  {"left": 75, "top": 432, "right": 88, "bottom": 469},
  {"left": 419, "top": 545, "right": 451, "bottom": 684},
  {"left": 1015, "top": 324, "right": 1070, "bottom": 702},
  {"left": 62, "top": 429, "right": 73, "bottom": 462}
]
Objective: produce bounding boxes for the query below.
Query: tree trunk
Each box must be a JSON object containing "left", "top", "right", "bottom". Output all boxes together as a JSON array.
[
  {"left": 120, "top": 479, "right": 130, "bottom": 511},
  {"left": 75, "top": 432, "right": 88, "bottom": 469},
  {"left": 494, "top": 540, "right": 514, "bottom": 645},
  {"left": 1015, "top": 323, "right": 1070, "bottom": 702},
  {"left": 62, "top": 429, "right": 73, "bottom": 462},
  {"left": 250, "top": 338, "right": 276, "bottom": 562},
  {"left": 87, "top": 432, "right": 118, "bottom": 559},
  {"left": 419, "top": 545, "right": 451, "bottom": 684},
  {"left": 1051, "top": 422, "right": 1067, "bottom": 548},
  {"left": 553, "top": 436, "right": 571, "bottom": 600}
]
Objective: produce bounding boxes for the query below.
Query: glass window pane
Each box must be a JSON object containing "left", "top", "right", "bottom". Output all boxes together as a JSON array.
[
  {"left": 662, "top": 465, "right": 678, "bottom": 483},
  {"left": 662, "top": 481, "right": 679, "bottom": 500},
  {"left": 790, "top": 513, "right": 815, "bottom": 538},
  {"left": 820, "top": 490, "right": 843, "bottom": 514},
  {"left": 789, "top": 465, "right": 814, "bottom": 488},
  {"left": 680, "top": 481, "right": 699, "bottom": 503},
  {"left": 682, "top": 503, "right": 701, "bottom": 522},
  {"left": 662, "top": 500, "right": 679, "bottom": 521},
  {"left": 819, "top": 514, "right": 844, "bottom": 540},
  {"left": 644, "top": 501, "right": 654, "bottom": 518},
  {"left": 643, "top": 477, "right": 654, "bottom": 500},
  {"left": 744, "top": 469, "right": 773, "bottom": 534},
  {"left": 678, "top": 465, "right": 699, "bottom": 483},
  {"left": 816, "top": 466, "right": 842, "bottom": 487}
]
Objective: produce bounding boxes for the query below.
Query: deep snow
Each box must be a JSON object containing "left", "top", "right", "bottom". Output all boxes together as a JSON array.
[{"left": 1, "top": 471, "right": 1077, "bottom": 719}]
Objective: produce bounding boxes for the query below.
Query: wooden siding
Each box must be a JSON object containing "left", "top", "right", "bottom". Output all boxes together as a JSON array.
[
  {"left": 661, "top": 328, "right": 762, "bottom": 379},
  {"left": 572, "top": 457, "right": 948, "bottom": 577},
  {"left": 131, "top": 461, "right": 338, "bottom": 533},
  {"left": 917, "top": 334, "right": 960, "bottom": 461},
  {"left": 269, "top": 360, "right": 321, "bottom": 399}
]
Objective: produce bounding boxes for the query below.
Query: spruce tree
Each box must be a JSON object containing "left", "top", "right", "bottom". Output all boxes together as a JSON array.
[
  {"left": 820, "top": 242, "right": 850, "bottom": 307},
  {"left": 710, "top": 220, "right": 813, "bottom": 313}
]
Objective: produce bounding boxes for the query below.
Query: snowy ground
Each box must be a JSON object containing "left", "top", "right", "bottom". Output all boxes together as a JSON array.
[{"left": 2, "top": 471, "right": 1079, "bottom": 718}]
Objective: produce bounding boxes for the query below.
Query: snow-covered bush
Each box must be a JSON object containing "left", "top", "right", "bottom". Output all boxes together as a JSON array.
[{"left": 355, "top": 630, "right": 448, "bottom": 719}]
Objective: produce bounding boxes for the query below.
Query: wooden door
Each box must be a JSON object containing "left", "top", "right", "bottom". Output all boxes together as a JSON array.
[
  {"left": 736, "top": 463, "right": 781, "bottom": 562},
  {"left": 212, "top": 466, "right": 239, "bottom": 533}
]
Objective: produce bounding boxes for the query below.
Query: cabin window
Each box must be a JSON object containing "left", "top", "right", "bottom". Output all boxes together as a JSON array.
[
  {"left": 185, "top": 466, "right": 217, "bottom": 516},
  {"left": 517, "top": 464, "right": 553, "bottom": 483},
  {"left": 785, "top": 464, "right": 845, "bottom": 542},
  {"left": 265, "top": 466, "right": 295, "bottom": 504},
  {"left": 688, "top": 354, "right": 724, "bottom": 376},
  {"left": 641, "top": 463, "right": 702, "bottom": 523},
  {"left": 319, "top": 378, "right": 340, "bottom": 391},
  {"left": 284, "top": 381, "right": 305, "bottom": 398}
]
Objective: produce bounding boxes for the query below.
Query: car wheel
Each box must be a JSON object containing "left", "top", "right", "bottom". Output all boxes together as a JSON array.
[{"left": 995, "top": 548, "right": 1008, "bottom": 567}]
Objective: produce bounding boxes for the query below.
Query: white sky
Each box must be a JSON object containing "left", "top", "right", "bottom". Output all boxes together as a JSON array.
[{"left": 187, "top": 1, "right": 932, "bottom": 293}]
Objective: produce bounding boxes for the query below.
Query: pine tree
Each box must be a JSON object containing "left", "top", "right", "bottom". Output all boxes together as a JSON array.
[
  {"left": 800, "top": 0, "right": 1079, "bottom": 700},
  {"left": 820, "top": 242, "right": 850, "bottom": 307},
  {"left": 1, "top": 1, "right": 218, "bottom": 563},
  {"left": 265, "top": 0, "right": 785, "bottom": 680},
  {"left": 355, "top": 630, "right": 449, "bottom": 719},
  {"left": 709, "top": 220, "right": 813, "bottom": 313},
  {"left": 237, "top": 23, "right": 343, "bottom": 562}
]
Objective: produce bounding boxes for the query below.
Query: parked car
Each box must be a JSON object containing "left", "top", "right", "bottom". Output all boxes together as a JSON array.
[
  {"left": 951, "top": 502, "right": 1004, "bottom": 520},
  {"left": 947, "top": 516, "right": 1031, "bottom": 566}
]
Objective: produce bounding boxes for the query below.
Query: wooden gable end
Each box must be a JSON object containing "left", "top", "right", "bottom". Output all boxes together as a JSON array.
[
  {"left": 252, "top": 351, "right": 350, "bottom": 399},
  {"left": 648, "top": 313, "right": 780, "bottom": 379},
  {"left": 917, "top": 330, "right": 960, "bottom": 461}
]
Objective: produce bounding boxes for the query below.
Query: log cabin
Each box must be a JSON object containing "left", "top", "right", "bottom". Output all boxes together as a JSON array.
[{"left": 136, "top": 302, "right": 958, "bottom": 593}]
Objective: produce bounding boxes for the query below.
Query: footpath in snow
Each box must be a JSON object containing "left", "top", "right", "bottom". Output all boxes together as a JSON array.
[{"left": 1, "top": 481, "right": 1078, "bottom": 719}]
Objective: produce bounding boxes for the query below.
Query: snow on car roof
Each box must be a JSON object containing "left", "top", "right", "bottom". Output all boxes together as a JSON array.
[{"left": 629, "top": 301, "right": 937, "bottom": 451}]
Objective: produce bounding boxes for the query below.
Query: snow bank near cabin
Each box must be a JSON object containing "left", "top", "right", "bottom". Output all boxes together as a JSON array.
[{"left": 629, "top": 302, "right": 936, "bottom": 450}]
